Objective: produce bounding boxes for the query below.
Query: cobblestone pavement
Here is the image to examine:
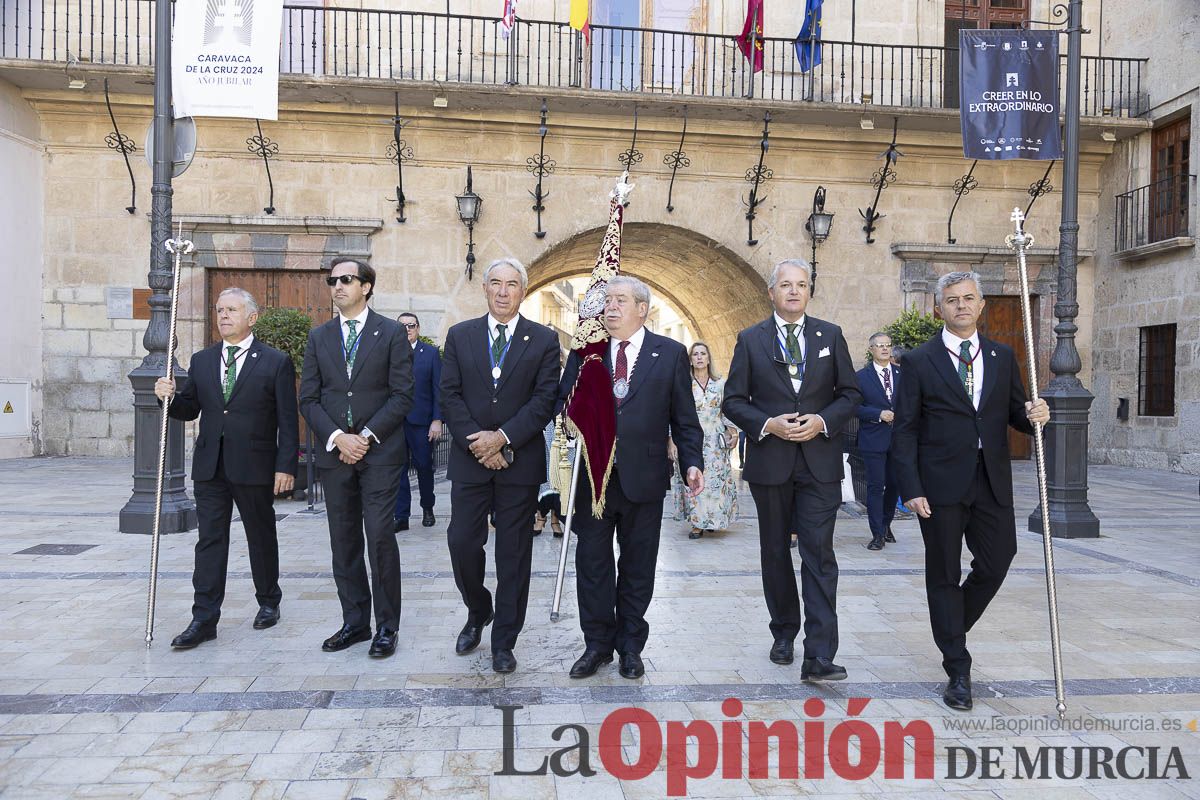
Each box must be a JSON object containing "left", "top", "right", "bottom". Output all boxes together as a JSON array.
[{"left": 0, "top": 457, "right": 1197, "bottom": 798}]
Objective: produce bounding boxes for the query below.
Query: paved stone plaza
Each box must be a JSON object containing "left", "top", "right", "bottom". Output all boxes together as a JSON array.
[{"left": 0, "top": 457, "right": 1197, "bottom": 798}]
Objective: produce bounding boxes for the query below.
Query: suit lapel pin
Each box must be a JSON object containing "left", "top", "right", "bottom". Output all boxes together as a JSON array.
[
  {"left": 815, "top": 330, "right": 822, "bottom": 337},
  {"left": 251, "top": 353, "right": 258, "bottom": 358},
  {"left": 374, "top": 330, "right": 380, "bottom": 336},
  {"left": 523, "top": 335, "right": 529, "bottom": 341},
  {"left": 652, "top": 352, "right": 659, "bottom": 357},
  {"left": 991, "top": 350, "right": 996, "bottom": 357}
]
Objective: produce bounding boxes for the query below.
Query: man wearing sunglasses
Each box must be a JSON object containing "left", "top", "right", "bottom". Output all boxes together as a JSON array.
[
  {"left": 300, "top": 257, "right": 414, "bottom": 658},
  {"left": 723, "top": 259, "right": 860, "bottom": 683},
  {"left": 392, "top": 313, "right": 442, "bottom": 533}
]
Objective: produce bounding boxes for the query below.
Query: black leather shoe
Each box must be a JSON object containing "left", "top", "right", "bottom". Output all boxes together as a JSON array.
[
  {"left": 321, "top": 624, "right": 372, "bottom": 652},
  {"left": 252, "top": 606, "right": 280, "bottom": 630},
  {"left": 688, "top": 529, "right": 703, "bottom": 540},
  {"left": 769, "top": 638, "right": 794, "bottom": 665},
  {"left": 422, "top": 508, "right": 436, "bottom": 527},
  {"left": 492, "top": 648, "right": 517, "bottom": 673},
  {"left": 943, "top": 676, "right": 973, "bottom": 711},
  {"left": 618, "top": 652, "right": 645, "bottom": 679},
  {"left": 455, "top": 613, "right": 494, "bottom": 655},
  {"left": 801, "top": 657, "right": 848, "bottom": 682},
  {"left": 867, "top": 538, "right": 884, "bottom": 551},
  {"left": 368, "top": 627, "right": 398, "bottom": 658},
  {"left": 170, "top": 621, "right": 216, "bottom": 650},
  {"left": 884, "top": 527, "right": 896, "bottom": 543},
  {"left": 569, "top": 649, "right": 613, "bottom": 679},
  {"left": 393, "top": 517, "right": 409, "bottom": 533}
]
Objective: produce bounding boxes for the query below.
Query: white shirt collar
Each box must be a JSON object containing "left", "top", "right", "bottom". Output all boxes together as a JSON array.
[
  {"left": 222, "top": 333, "right": 254, "bottom": 352},
  {"left": 773, "top": 312, "right": 806, "bottom": 332},
  {"left": 487, "top": 313, "right": 521, "bottom": 336},
  {"left": 942, "top": 327, "right": 980, "bottom": 353},
  {"left": 339, "top": 306, "right": 370, "bottom": 328},
  {"left": 613, "top": 325, "right": 646, "bottom": 350},
  {"left": 873, "top": 360, "right": 891, "bottom": 376}
]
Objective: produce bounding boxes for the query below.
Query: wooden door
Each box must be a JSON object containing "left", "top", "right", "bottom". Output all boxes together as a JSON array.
[
  {"left": 944, "top": 0, "right": 1030, "bottom": 107},
  {"left": 978, "top": 295, "right": 1035, "bottom": 460},
  {"left": 1151, "top": 118, "right": 1190, "bottom": 243},
  {"left": 205, "top": 269, "right": 332, "bottom": 345}
]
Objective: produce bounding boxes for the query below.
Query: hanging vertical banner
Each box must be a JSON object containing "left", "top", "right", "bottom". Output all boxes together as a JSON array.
[
  {"left": 173, "top": 0, "right": 284, "bottom": 120},
  {"left": 959, "top": 29, "right": 1062, "bottom": 160}
]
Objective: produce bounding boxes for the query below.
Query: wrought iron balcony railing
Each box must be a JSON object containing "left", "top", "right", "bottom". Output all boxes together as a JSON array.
[
  {"left": 1, "top": 1, "right": 1149, "bottom": 117},
  {"left": 1114, "top": 173, "right": 1196, "bottom": 252}
]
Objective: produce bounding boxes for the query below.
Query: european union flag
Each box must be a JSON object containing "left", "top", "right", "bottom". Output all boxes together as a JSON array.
[{"left": 795, "top": 0, "right": 823, "bottom": 73}]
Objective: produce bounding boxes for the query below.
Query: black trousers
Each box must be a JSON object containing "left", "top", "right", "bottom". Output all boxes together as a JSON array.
[
  {"left": 322, "top": 459, "right": 404, "bottom": 631},
  {"left": 748, "top": 453, "right": 842, "bottom": 658},
  {"left": 394, "top": 421, "right": 436, "bottom": 519},
  {"left": 447, "top": 480, "right": 538, "bottom": 651},
  {"left": 862, "top": 450, "right": 899, "bottom": 540},
  {"left": 191, "top": 448, "right": 281, "bottom": 626},
  {"left": 919, "top": 454, "right": 1017, "bottom": 679},
  {"left": 573, "top": 469, "right": 664, "bottom": 656}
]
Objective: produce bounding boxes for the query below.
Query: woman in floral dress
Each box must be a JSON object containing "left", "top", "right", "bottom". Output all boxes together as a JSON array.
[{"left": 670, "top": 342, "right": 738, "bottom": 539}]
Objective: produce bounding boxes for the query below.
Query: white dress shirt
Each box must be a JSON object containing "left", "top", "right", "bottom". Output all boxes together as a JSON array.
[
  {"left": 773, "top": 312, "right": 806, "bottom": 393},
  {"left": 218, "top": 333, "right": 254, "bottom": 386},
  {"left": 760, "top": 313, "right": 826, "bottom": 441},
  {"left": 487, "top": 313, "right": 521, "bottom": 445},
  {"left": 941, "top": 328, "right": 983, "bottom": 410},
  {"left": 943, "top": 327, "right": 984, "bottom": 449},
  {"left": 609, "top": 324, "right": 646, "bottom": 377},
  {"left": 873, "top": 361, "right": 894, "bottom": 411},
  {"left": 326, "top": 307, "right": 377, "bottom": 452}
]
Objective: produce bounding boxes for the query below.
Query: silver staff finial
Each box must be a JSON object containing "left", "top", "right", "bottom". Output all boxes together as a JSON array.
[
  {"left": 1006, "top": 206, "right": 1034, "bottom": 251},
  {"left": 1010, "top": 206, "right": 1026, "bottom": 230}
]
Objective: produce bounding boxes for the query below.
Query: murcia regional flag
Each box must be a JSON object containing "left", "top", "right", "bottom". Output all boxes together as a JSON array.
[{"left": 173, "top": 0, "right": 284, "bottom": 120}]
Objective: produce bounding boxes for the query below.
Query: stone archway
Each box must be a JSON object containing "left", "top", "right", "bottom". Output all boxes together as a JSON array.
[{"left": 527, "top": 223, "right": 770, "bottom": 370}]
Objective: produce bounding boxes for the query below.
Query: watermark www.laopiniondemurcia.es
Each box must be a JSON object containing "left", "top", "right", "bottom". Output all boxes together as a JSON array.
[{"left": 492, "top": 700, "right": 1194, "bottom": 795}]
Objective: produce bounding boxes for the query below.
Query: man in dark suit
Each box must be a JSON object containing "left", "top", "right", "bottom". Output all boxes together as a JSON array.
[
  {"left": 440, "top": 258, "right": 560, "bottom": 674},
  {"left": 392, "top": 312, "right": 442, "bottom": 532},
  {"left": 154, "top": 287, "right": 299, "bottom": 649},
  {"left": 558, "top": 275, "right": 705, "bottom": 680},
  {"left": 723, "top": 259, "right": 861, "bottom": 682},
  {"left": 300, "top": 256, "right": 414, "bottom": 658},
  {"left": 892, "top": 270, "right": 1049, "bottom": 711},
  {"left": 855, "top": 332, "right": 900, "bottom": 551}
]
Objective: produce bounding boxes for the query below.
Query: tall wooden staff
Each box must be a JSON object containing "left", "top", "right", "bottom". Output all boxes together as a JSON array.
[
  {"left": 145, "top": 233, "right": 192, "bottom": 646},
  {"left": 1006, "top": 207, "right": 1067, "bottom": 719}
]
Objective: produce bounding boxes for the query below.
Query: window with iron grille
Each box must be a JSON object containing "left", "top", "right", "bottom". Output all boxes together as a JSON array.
[{"left": 1138, "top": 324, "right": 1176, "bottom": 417}]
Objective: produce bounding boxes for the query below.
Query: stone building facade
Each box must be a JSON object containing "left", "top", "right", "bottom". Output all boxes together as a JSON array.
[{"left": 0, "top": 0, "right": 1194, "bottom": 474}]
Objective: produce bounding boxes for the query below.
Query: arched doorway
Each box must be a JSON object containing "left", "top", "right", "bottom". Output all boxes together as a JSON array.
[{"left": 526, "top": 222, "right": 770, "bottom": 370}]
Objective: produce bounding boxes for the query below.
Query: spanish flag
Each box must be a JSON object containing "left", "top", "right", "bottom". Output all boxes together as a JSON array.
[{"left": 569, "top": 0, "right": 591, "bottom": 43}]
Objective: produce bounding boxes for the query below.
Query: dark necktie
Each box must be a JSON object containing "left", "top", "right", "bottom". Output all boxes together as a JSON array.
[
  {"left": 614, "top": 340, "right": 630, "bottom": 405},
  {"left": 222, "top": 345, "right": 238, "bottom": 403},
  {"left": 492, "top": 323, "right": 508, "bottom": 363},
  {"left": 784, "top": 323, "right": 803, "bottom": 364},
  {"left": 958, "top": 340, "right": 973, "bottom": 397},
  {"left": 882, "top": 366, "right": 892, "bottom": 402},
  {"left": 345, "top": 320, "right": 359, "bottom": 427}
]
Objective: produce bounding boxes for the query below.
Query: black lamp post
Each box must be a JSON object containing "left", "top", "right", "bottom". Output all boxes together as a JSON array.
[
  {"left": 1029, "top": 0, "right": 1100, "bottom": 538},
  {"left": 119, "top": 0, "right": 196, "bottom": 534},
  {"left": 456, "top": 165, "right": 483, "bottom": 280},
  {"left": 805, "top": 186, "right": 834, "bottom": 297}
]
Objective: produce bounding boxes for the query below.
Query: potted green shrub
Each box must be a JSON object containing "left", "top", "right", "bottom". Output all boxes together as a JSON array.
[{"left": 252, "top": 307, "right": 313, "bottom": 498}]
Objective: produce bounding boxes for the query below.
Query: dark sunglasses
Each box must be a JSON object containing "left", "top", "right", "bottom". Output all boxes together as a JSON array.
[
  {"left": 401, "top": 322, "right": 418, "bottom": 330},
  {"left": 326, "top": 274, "right": 363, "bottom": 287}
]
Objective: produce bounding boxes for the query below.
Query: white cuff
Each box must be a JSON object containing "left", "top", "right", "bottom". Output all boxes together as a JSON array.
[
  {"left": 499, "top": 428, "right": 511, "bottom": 445},
  {"left": 326, "top": 430, "right": 343, "bottom": 452},
  {"left": 362, "top": 427, "right": 380, "bottom": 444},
  {"left": 758, "top": 422, "right": 769, "bottom": 441}
]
